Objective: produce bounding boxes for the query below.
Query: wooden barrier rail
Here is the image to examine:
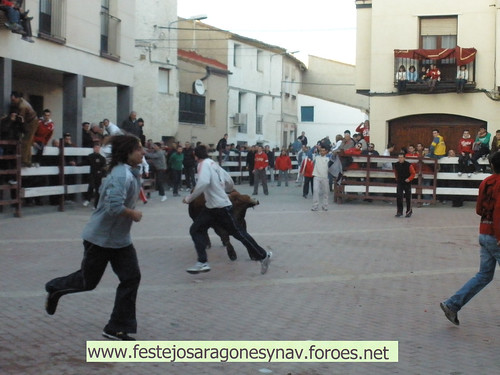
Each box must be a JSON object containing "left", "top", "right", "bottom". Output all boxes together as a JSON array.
[{"left": 337, "top": 155, "right": 489, "bottom": 204}]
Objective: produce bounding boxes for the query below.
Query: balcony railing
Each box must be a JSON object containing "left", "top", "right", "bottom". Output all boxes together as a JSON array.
[
  {"left": 100, "top": 11, "right": 121, "bottom": 61},
  {"left": 38, "top": 0, "right": 66, "bottom": 43},
  {"left": 394, "top": 47, "right": 477, "bottom": 93}
]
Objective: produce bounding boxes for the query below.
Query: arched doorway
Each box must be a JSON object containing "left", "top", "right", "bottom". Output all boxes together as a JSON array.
[{"left": 389, "top": 114, "right": 486, "bottom": 153}]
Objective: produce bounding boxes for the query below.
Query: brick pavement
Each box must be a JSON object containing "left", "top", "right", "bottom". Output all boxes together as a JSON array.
[{"left": 0, "top": 183, "right": 497, "bottom": 375}]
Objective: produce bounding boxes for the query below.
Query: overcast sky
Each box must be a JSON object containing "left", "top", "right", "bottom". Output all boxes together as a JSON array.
[{"left": 177, "top": 0, "right": 357, "bottom": 65}]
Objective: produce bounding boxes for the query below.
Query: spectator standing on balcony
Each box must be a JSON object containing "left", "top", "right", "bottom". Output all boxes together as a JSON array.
[
  {"left": 456, "top": 65, "right": 469, "bottom": 93},
  {"left": 45, "top": 135, "right": 145, "bottom": 341},
  {"left": 471, "top": 126, "right": 491, "bottom": 173},
  {"left": 32, "top": 109, "right": 54, "bottom": 165},
  {"left": 427, "top": 129, "right": 446, "bottom": 159},
  {"left": 426, "top": 64, "right": 441, "bottom": 92},
  {"left": 396, "top": 65, "right": 407, "bottom": 92},
  {"left": 252, "top": 146, "right": 269, "bottom": 196},
  {"left": 457, "top": 130, "right": 475, "bottom": 177},
  {"left": 440, "top": 151, "right": 500, "bottom": 326},
  {"left": 394, "top": 152, "right": 416, "bottom": 218}
]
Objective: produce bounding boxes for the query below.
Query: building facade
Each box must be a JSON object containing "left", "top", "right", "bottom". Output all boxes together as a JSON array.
[
  {"left": 1, "top": 0, "right": 136, "bottom": 146},
  {"left": 177, "top": 20, "right": 305, "bottom": 149},
  {"left": 356, "top": 0, "right": 500, "bottom": 153}
]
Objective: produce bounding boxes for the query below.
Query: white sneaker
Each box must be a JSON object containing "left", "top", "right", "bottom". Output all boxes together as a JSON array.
[
  {"left": 467, "top": 173, "right": 472, "bottom": 177},
  {"left": 8, "top": 180, "right": 17, "bottom": 185},
  {"left": 260, "top": 251, "right": 272, "bottom": 274},
  {"left": 186, "top": 262, "right": 211, "bottom": 274},
  {"left": 82, "top": 200, "right": 90, "bottom": 207},
  {"left": 161, "top": 195, "right": 167, "bottom": 202},
  {"left": 457, "top": 172, "right": 462, "bottom": 176}
]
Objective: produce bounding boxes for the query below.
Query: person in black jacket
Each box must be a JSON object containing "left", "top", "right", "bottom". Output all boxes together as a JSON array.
[
  {"left": 246, "top": 145, "right": 255, "bottom": 186},
  {"left": 393, "top": 152, "right": 416, "bottom": 218},
  {"left": 82, "top": 143, "right": 107, "bottom": 208}
]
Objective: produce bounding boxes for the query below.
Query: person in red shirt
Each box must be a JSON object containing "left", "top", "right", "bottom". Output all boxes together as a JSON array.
[
  {"left": 33, "top": 109, "right": 55, "bottom": 159},
  {"left": 300, "top": 153, "right": 314, "bottom": 198},
  {"left": 252, "top": 146, "right": 269, "bottom": 195},
  {"left": 441, "top": 151, "right": 500, "bottom": 326},
  {"left": 356, "top": 120, "right": 370, "bottom": 144},
  {"left": 426, "top": 64, "right": 441, "bottom": 92},
  {"left": 275, "top": 149, "right": 292, "bottom": 187},
  {"left": 457, "top": 129, "right": 475, "bottom": 176}
]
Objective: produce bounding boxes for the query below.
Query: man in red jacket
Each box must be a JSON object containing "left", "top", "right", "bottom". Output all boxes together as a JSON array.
[
  {"left": 253, "top": 146, "right": 269, "bottom": 195},
  {"left": 33, "top": 109, "right": 55, "bottom": 165},
  {"left": 457, "top": 129, "right": 475, "bottom": 177},
  {"left": 441, "top": 151, "right": 500, "bottom": 326},
  {"left": 275, "top": 149, "right": 292, "bottom": 187}
]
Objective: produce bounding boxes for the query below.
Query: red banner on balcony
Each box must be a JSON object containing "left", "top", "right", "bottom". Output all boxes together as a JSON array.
[{"left": 394, "top": 46, "right": 476, "bottom": 65}]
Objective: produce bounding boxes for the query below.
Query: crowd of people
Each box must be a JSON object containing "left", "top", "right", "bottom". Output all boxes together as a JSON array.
[{"left": 395, "top": 63, "right": 469, "bottom": 93}]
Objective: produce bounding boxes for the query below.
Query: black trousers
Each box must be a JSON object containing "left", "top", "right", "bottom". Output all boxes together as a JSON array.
[
  {"left": 396, "top": 181, "right": 412, "bottom": 214},
  {"left": 45, "top": 240, "right": 141, "bottom": 333},
  {"left": 190, "top": 206, "right": 267, "bottom": 263}
]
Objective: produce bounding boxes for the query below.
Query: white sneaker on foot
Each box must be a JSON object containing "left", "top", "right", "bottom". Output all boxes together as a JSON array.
[
  {"left": 260, "top": 251, "right": 272, "bottom": 274},
  {"left": 186, "top": 262, "right": 210, "bottom": 274},
  {"left": 161, "top": 195, "right": 167, "bottom": 202},
  {"left": 82, "top": 200, "right": 90, "bottom": 207}
]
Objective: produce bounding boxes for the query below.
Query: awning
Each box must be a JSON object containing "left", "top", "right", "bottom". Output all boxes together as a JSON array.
[{"left": 394, "top": 46, "right": 476, "bottom": 65}]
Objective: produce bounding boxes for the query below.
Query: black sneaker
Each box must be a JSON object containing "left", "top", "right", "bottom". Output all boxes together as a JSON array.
[
  {"left": 440, "top": 302, "right": 459, "bottom": 326},
  {"left": 45, "top": 287, "right": 63, "bottom": 315},
  {"left": 102, "top": 329, "right": 136, "bottom": 341}
]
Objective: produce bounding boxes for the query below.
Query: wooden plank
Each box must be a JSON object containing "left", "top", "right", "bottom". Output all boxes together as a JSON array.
[
  {"left": 66, "top": 184, "right": 90, "bottom": 194},
  {"left": 21, "top": 166, "right": 60, "bottom": 176},
  {"left": 22, "top": 186, "right": 65, "bottom": 198}
]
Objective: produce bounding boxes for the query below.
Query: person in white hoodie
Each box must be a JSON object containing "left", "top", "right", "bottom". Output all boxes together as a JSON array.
[
  {"left": 183, "top": 145, "right": 272, "bottom": 274},
  {"left": 311, "top": 146, "right": 330, "bottom": 211}
]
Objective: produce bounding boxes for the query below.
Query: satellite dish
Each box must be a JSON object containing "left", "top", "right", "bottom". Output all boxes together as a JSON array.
[{"left": 194, "top": 79, "right": 205, "bottom": 95}]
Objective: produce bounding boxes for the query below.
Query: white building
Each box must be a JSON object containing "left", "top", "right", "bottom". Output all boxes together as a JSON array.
[{"left": 297, "top": 94, "right": 367, "bottom": 147}]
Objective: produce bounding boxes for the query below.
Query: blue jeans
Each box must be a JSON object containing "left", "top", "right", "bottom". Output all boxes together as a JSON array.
[{"left": 445, "top": 234, "right": 500, "bottom": 312}]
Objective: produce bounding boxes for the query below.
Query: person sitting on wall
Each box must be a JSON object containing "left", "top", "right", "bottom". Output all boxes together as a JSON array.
[
  {"left": 426, "top": 64, "right": 441, "bottom": 92},
  {"left": 456, "top": 65, "right": 468, "bottom": 94}
]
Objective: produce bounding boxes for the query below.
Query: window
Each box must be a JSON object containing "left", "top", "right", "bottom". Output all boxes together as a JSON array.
[
  {"left": 256, "top": 115, "right": 263, "bottom": 134},
  {"left": 256, "top": 95, "right": 263, "bottom": 134},
  {"left": 420, "top": 16, "right": 457, "bottom": 66},
  {"left": 179, "top": 93, "right": 205, "bottom": 124},
  {"left": 209, "top": 100, "right": 216, "bottom": 126},
  {"left": 158, "top": 68, "right": 170, "bottom": 94},
  {"left": 234, "top": 44, "right": 241, "bottom": 67},
  {"left": 39, "top": 0, "right": 66, "bottom": 43},
  {"left": 238, "top": 92, "right": 247, "bottom": 133},
  {"left": 101, "top": 0, "right": 121, "bottom": 60},
  {"left": 257, "top": 50, "right": 264, "bottom": 72},
  {"left": 301, "top": 106, "right": 314, "bottom": 122}
]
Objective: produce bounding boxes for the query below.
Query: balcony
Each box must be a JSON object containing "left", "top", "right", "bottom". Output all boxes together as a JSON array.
[
  {"left": 100, "top": 10, "right": 121, "bottom": 61},
  {"left": 394, "top": 46, "right": 477, "bottom": 94}
]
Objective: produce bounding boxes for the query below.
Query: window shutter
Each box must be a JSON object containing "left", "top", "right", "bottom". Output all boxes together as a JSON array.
[{"left": 421, "top": 17, "right": 457, "bottom": 36}]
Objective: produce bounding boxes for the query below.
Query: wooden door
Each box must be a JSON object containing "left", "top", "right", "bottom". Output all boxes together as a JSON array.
[{"left": 389, "top": 114, "right": 486, "bottom": 153}]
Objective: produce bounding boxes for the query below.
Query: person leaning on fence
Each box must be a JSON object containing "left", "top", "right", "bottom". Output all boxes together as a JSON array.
[
  {"left": 9, "top": 91, "right": 39, "bottom": 167},
  {"left": 44, "top": 135, "right": 145, "bottom": 341},
  {"left": 440, "top": 151, "right": 500, "bottom": 326},
  {"left": 393, "top": 152, "right": 416, "bottom": 218},
  {"left": 457, "top": 129, "right": 475, "bottom": 177},
  {"left": 471, "top": 126, "right": 491, "bottom": 173},
  {"left": 32, "top": 109, "right": 54, "bottom": 166},
  {"left": 82, "top": 143, "right": 107, "bottom": 209}
]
